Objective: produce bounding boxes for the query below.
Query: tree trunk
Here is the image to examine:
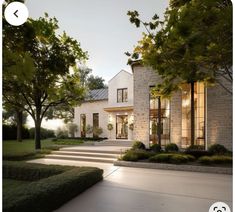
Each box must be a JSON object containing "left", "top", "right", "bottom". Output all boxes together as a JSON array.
[
  {"left": 157, "top": 97, "right": 161, "bottom": 146},
  {"left": 16, "top": 110, "right": 23, "bottom": 142},
  {"left": 190, "top": 82, "right": 195, "bottom": 146},
  {"left": 35, "top": 120, "right": 41, "bottom": 150}
]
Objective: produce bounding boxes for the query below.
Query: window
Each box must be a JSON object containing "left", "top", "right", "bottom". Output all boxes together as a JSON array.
[
  {"left": 117, "top": 88, "right": 128, "bottom": 102},
  {"left": 181, "top": 82, "right": 205, "bottom": 148},
  {"left": 149, "top": 87, "right": 170, "bottom": 146}
]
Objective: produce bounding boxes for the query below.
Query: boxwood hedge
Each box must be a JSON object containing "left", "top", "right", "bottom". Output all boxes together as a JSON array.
[{"left": 3, "top": 162, "right": 103, "bottom": 212}]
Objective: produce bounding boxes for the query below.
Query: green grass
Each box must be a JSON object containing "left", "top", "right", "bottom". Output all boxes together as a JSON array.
[
  {"left": 53, "top": 139, "right": 84, "bottom": 145},
  {"left": 3, "top": 139, "right": 84, "bottom": 161},
  {"left": 3, "top": 139, "right": 57, "bottom": 155}
]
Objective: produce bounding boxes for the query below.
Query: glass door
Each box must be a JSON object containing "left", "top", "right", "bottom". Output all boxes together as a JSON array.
[{"left": 116, "top": 115, "right": 128, "bottom": 139}]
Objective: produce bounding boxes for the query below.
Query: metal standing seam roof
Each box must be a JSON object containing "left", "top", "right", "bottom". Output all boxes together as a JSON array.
[{"left": 85, "top": 88, "right": 108, "bottom": 101}]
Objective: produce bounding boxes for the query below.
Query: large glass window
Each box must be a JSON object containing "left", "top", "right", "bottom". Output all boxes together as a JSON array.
[
  {"left": 117, "top": 88, "right": 128, "bottom": 102},
  {"left": 80, "top": 114, "right": 86, "bottom": 138},
  {"left": 149, "top": 88, "right": 170, "bottom": 146},
  {"left": 182, "top": 82, "right": 205, "bottom": 148},
  {"left": 116, "top": 115, "right": 128, "bottom": 139}
]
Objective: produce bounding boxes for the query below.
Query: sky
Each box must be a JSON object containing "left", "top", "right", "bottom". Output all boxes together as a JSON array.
[{"left": 25, "top": 0, "right": 169, "bottom": 129}]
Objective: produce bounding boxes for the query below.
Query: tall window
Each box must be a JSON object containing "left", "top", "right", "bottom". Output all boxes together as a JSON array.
[
  {"left": 93, "top": 113, "right": 99, "bottom": 137},
  {"left": 149, "top": 88, "right": 170, "bottom": 146},
  {"left": 117, "top": 88, "right": 128, "bottom": 102},
  {"left": 182, "top": 82, "right": 205, "bottom": 148},
  {"left": 80, "top": 114, "right": 86, "bottom": 138}
]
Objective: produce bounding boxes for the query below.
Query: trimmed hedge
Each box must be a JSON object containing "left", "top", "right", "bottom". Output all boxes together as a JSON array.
[
  {"left": 150, "top": 144, "right": 162, "bottom": 153},
  {"left": 121, "top": 150, "right": 154, "bottom": 162},
  {"left": 165, "top": 143, "right": 179, "bottom": 152},
  {"left": 3, "top": 161, "right": 72, "bottom": 181},
  {"left": 3, "top": 164, "right": 103, "bottom": 212},
  {"left": 132, "top": 141, "right": 146, "bottom": 150},
  {"left": 149, "top": 153, "right": 195, "bottom": 164},
  {"left": 184, "top": 150, "right": 212, "bottom": 159},
  {"left": 3, "top": 125, "right": 30, "bottom": 140},
  {"left": 208, "top": 144, "right": 229, "bottom": 155},
  {"left": 198, "top": 155, "right": 232, "bottom": 165},
  {"left": 186, "top": 145, "right": 205, "bottom": 151}
]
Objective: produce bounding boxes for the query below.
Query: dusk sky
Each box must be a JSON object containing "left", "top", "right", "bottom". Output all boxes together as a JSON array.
[{"left": 25, "top": 0, "right": 169, "bottom": 129}]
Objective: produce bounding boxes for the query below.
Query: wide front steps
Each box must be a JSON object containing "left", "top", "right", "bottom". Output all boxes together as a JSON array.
[
  {"left": 94, "top": 139, "right": 134, "bottom": 147},
  {"left": 45, "top": 149, "right": 122, "bottom": 164}
]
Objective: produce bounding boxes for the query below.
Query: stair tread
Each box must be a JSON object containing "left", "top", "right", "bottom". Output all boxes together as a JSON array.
[
  {"left": 52, "top": 151, "right": 118, "bottom": 156},
  {"left": 46, "top": 154, "right": 116, "bottom": 161}
]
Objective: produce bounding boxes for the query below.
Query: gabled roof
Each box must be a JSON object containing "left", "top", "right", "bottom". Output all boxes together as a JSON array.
[
  {"left": 85, "top": 88, "right": 108, "bottom": 102},
  {"left": 108, "top": 69, "right": 132, "bottom": 83}
]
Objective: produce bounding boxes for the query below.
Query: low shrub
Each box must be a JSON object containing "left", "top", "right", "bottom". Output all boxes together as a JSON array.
[
  {"left": 186, "top": 145, "right": 205, "bottom": 151},
  {"left": 132, "top": 141, "right": 146, "bottom": 150},
  {"left": 165, "top": 143, "right": 179, "bottom": 152},
  {"left": 185, "top": 150, "right": 212, "bottom": 159},
  {"left": 3, "top": 161, "right": 72, "bottom": 181},
  {"left": 208, "top": 144, "right": 229, "bottom": 155},
  {"left": 3, "top": 125, "right": 30, "bottom": 140},
  {"left": 149, "top": 153, "right": 195, "bottom": 164},
  {"left": 149, "top": 154, "right": 170, "bottom": 163},
  {"left": 121, "top": 150, "right": 138, "bottom": 162},
  {"left": 150, "top": 144, "right": 161, "bottom": 153},
  {"left": 198, "top": 155, "right": 232, "bottom": 165},
  {"left": 3, "top": 167, "right": 103, "bottom": 212},
  {"left": 29, "top": 128, "right": 55, "bottom": 139},
  {"left": 121, "top": 150, "right": 154, "bottom": 162}
]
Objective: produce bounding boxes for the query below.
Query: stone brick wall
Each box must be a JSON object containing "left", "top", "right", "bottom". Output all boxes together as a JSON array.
[
  {"left": 207, "top": 80, "right": 232, "bottom": 150},
  {"left": 133, "top": 65, "right": 163, "bottom": 147},
  {"left": 170, "top": 91, "right": 182, "bottom": 146},
  {"left": 132, "top": 64, "right": 232, "bottom": 150},
  {"left": 132, "top": 64, "right": 183, "bottom": 148}
]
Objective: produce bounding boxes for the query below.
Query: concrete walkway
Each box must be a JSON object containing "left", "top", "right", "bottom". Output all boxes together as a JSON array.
[
  {"left": 28, "top": 146, "right": 232, "bottom": 212},
  {"left": 30, "top": 158, "right": 232, "bottom": 212}
]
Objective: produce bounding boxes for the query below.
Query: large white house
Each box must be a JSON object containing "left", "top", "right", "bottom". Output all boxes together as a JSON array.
[{"left": 74, "top": 64, "right": 232, "bottom": 150}]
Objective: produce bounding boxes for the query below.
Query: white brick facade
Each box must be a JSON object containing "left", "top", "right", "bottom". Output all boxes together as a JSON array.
[{"left": 74, "top": 66, "right": 232, "bottom": 150}]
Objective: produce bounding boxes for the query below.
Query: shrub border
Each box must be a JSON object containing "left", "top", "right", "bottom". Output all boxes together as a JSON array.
[
  {"left": 3, "top": 163, "right": 103, "bottom": 212},
  {"left": 114, "top": 161, "right": 232, "bottom": 175}
]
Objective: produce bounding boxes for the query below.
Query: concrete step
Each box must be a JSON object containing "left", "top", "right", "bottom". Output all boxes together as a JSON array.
[
  {"left": 59, "top": 148, "right": 124, "bottom": 155},
  {"left": 51, "top": 151, "right": 118, "bottom": 159},
  {"left": 45, "top": 154, "right": 116, "bottom": 163},
  {"left": 95, "top": 140, "right": 134, "bottom": 147}
]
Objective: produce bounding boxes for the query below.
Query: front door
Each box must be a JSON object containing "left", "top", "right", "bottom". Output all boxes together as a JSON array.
[{"left": 116, "top": 115, "right": 128, "bottom": 139}]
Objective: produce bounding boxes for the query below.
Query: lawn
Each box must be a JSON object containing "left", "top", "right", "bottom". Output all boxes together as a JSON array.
[
  {"left": 3, "top": 139, "right": 57, "bottom": 155},
  {"left": 3, "top": 139, "right": 85, "bottom": 161}
]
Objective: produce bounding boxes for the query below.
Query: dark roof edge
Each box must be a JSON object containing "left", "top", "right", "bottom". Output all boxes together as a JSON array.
[{"left": 129, "top": 60, "right": 143, "bottom": 73}]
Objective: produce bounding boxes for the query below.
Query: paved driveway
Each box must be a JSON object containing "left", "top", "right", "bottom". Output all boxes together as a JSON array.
[{"left": 52, "top": 165, "right": 232, "bottom": 212}]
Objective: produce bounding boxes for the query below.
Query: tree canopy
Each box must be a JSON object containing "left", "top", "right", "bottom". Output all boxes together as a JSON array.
[
  {"left": 3, "top": 14, "right": 88, "bottom": 149},
  {"left": 126, "top": 0, "right": 232, "bottom": 95}
]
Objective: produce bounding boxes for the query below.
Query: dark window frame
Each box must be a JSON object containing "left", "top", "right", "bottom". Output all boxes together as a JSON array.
[{"left": 117, "top": 88, "right": 128, "bottom": 103}]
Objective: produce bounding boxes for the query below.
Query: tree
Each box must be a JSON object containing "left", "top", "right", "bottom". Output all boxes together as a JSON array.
[
  {"left": 126, "top": 0, "right": 232, "bottom": 145},
  {"left": 66, "top": 123, "right": 78, "bottom": 137},
  {"left": 3, "top": 105, "right": 27, "bottom": 142},
  {"left": 3, "top": 14, "right": 88, "bottom": 149},
  {"left": 87, "top": 75, "right": 107, "bottom": 90}
]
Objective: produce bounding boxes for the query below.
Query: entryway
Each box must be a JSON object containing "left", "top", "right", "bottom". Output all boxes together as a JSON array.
[{"left": 116, "top": 115, "right": 128, "bottom": 139}]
